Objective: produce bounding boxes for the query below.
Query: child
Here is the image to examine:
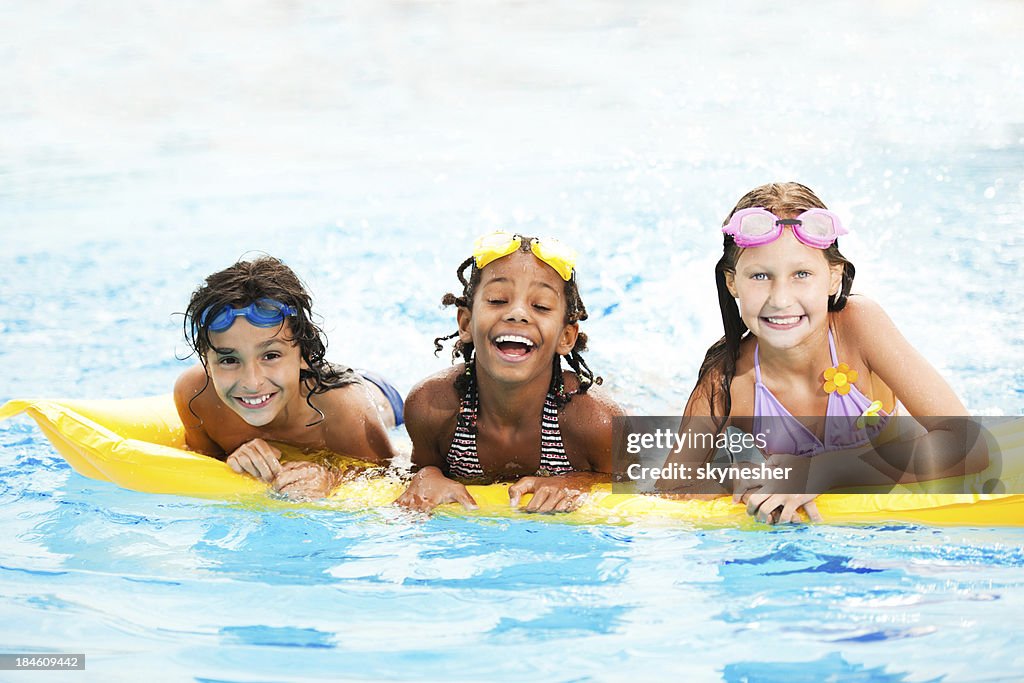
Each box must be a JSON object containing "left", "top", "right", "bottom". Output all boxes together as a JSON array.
[
  {"left": 672, "top": 182, "right": 978, "bottom": 523},
  {"left": 175, "top": 256, "right": 402, "bottom": 499},
  {"left": 395, "top": 232, "right": 625, "bottom": 513}
]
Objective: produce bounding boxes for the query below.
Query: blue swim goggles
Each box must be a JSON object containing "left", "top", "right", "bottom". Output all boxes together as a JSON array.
[{"left": 199, "top": 298, "right": 297, "bottom": 333}]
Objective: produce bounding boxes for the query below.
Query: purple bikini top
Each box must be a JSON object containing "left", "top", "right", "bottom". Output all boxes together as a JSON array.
[{"left": 753, "top": 329, "right": 888, "bottom": 457}]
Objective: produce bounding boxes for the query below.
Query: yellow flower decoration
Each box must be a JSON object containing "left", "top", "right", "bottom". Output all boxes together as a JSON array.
[
  {"left": 856, "top": 400, "right": 884, "bottom": 429},
  {"left": 823, "top": 362, "right": 858, "bottom": 395}
]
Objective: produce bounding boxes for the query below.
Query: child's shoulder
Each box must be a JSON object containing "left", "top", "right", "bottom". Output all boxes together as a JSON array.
[
  {"left": 838, "top": 294, "right": 886, "bottom": 319},
  {"left": 558, "top": 372, "right": 624, "bottom": 468},
  {"left": 174, "top": 364, "right": 214, "bottom": 411},
  {"left": 686, "top": 338, "right": 758, "bottom": 417},
  {"left": 833, "top": 295, "right": 894, "bottom": 341},
  {"left": 404, "top": 365, "right": 465, "bottom": 422},
  {"left": 172, "top": 365, "right": 224, "bottom": 443},
  {"left": 560, "top": 371, "right": 625, "bottom": 429}
]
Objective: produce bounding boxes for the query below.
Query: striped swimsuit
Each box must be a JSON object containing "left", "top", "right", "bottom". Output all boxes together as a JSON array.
[{"left": 445, "top": 380, "right": 575, "bottom": 480}]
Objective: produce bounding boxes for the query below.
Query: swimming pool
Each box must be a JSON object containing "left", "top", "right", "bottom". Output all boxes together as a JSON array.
[{"left": 2, "top": 1, "right": 1023, "bottom": 680}]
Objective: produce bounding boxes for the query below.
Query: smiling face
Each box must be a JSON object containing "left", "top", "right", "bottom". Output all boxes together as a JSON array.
[
  {"left": 458, "top": 249, "right": 578, "bottom": 387},
  {"left": 724, "top": 227, "right": 844, "bottom": 350},
  {"left": 204, "top": 319, "right": 306, "bottom": 427}
]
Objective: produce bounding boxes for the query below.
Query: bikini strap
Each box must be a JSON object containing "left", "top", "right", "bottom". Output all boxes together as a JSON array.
[
  {"left": 753, "top": 343, "right": 763, "bottom": 384},
  {"left": 827, "top": 327, "right": 839, "bottom": 365},
  {"left": 537, "top": 391, "right": 573, "bottom": 475},
  {"left": 446, "top": 371, "right": 484, "bottom": 479}
]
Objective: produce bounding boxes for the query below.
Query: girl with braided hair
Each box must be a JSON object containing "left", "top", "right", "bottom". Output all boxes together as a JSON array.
[
  {"left": 174, "top": 256, "right": 402, "bottom": 499},
  {"left": 395, "top": 232, "right": 625, "bottom": 513}
]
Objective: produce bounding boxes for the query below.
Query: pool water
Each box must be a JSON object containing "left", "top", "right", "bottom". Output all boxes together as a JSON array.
[{"left": 2, "top": 1, "right": 1023, "bottom": 680}]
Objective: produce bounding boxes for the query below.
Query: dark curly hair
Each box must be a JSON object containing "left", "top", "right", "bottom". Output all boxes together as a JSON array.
[
  {"left": 697, "top": 182, "right": 857, "bottom": 431},
  {"left": 182, "top": 256, "right": 358, "bottom": 426},
  {"left": 432, "top": 236, "right": 601, "bottom": 410}
]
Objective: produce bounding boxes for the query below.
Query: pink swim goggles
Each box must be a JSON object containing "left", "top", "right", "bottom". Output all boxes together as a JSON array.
[{"left": 723, "top": 208, "right": 848, "bottom": 249}]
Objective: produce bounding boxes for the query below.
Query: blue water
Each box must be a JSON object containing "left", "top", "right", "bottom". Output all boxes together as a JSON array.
[{"left": 2, "top": 1, "right": 1024, "bottom": 680}]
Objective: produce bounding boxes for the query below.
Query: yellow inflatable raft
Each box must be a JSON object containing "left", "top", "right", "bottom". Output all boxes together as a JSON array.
[{"left": 2, "top": 396, "right": 1023, "bottom": 526}]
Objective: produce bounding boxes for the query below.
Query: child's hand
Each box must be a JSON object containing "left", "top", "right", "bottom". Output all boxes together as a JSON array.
[
  {"left": 737, "top": 491, "right": 823, "bottom": 524},
  {"left": 226, "top": 438, "right": 282, "bottom": 482},
  {"left": 272, "top": 461, "right": 339, "bottom": 500},
  {"left": 731, "top": 452, "right": 822, "bottom": 523},
  {"left": 394, "top": 466, "right": 478, "bottom": 513},
  {"left": 508, "top": 476, "right": 587, "bottom": 513}
]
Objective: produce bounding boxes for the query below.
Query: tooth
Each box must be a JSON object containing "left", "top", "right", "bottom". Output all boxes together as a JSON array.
[{"left": 496, "top": 335, "right": 534, "bottom": 346}]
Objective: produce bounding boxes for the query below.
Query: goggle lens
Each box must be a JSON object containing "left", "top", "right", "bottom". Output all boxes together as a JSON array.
[
  {"left": 799, "top": 212, "right": 836, "bottom": 238},
  {"left": 738, "top": 213, "right": 776, "bottom": 237},
  {"left": 530, "top": 237, "right": 576, "bottom": 281},
  {"left": 248, "top": 300, "right": 289, "bottom": 325},
  {"left": 472, "top": 232, "right": 522, "bottom": 270}
]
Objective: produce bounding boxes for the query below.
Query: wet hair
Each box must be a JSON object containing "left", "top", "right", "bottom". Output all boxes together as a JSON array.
[
  {"left": 182, "top": 256, "right": 358, "bottom": 426},
  {"left": 433, "top": 236, "right": 601, "bottom": 409},
  {"left": 697, "top": 182, "right": 857, "bottom": 430}
]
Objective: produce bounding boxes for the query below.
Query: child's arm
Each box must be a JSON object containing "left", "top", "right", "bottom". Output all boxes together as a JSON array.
[
  {"left": 269, "top": 380, "right": 400, "bottom": 500},
  {"left": 653, "top": 378, "right": 733, "bottom": 497},
  {"left": 846, "top": 296, "right": 967, "bottom": 416},
  {"left": 841, "top": 296, "right": 985, "bottom": 478},
  {"left": 394, "top": 374, "right": 479, "bottom": 513},
  {"left": 173, "top": 366, "right": 225, "bottom": 457},
  {"left": 320, "top": 382, "right": 399, "bottom": 466},
  {"left": 740, "top": 298, "right": 985, "bottom": 523}
]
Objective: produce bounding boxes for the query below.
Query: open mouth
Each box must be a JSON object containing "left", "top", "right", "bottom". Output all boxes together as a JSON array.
[
  {"left": 493, "top": 334, "right": 536, "bottom": 362},
  {"left": 761, "top": 315, "right": 805, "bottom": 330},
  {"left": 234, "top": 393, "right": 275, "bottom": 409}
]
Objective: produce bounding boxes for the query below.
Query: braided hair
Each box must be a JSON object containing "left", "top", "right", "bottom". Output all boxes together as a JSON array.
[
  {"left": 433, "top": 237, "right": 601, "bottom": 409},
  {"left": 182, "top": 256, "right": 358, "bottom": 426}
]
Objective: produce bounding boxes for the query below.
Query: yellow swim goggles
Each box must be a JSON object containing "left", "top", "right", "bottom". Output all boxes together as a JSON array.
[{"left": 471, "top": 231, "right": 577, "bottom": 281}]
